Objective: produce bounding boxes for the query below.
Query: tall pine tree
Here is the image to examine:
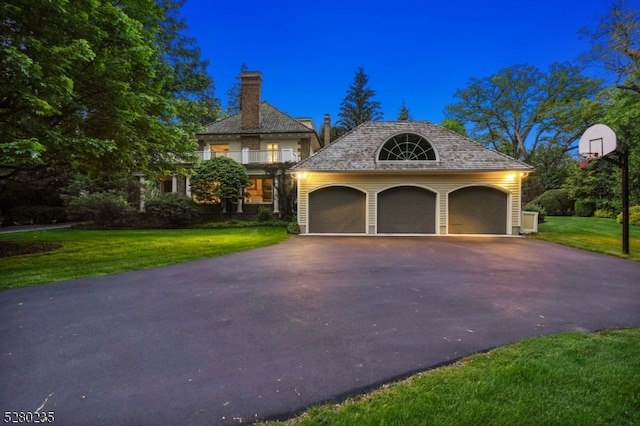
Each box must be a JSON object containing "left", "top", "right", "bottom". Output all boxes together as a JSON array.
[{"left": 337, "top": 67, "right": 382, "bottom": 134}]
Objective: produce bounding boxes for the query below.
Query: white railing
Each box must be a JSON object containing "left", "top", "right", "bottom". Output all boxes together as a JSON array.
[{"left": 196, "top": 148, "right": 299, "bottom": 164}]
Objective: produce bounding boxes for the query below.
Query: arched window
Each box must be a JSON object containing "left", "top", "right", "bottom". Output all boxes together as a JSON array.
[{"left": 377, "top": 133, "right": 436, "bottom": 161}]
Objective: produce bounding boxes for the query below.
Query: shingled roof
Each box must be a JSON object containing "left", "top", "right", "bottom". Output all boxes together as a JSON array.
[
  {"left": 292, "top": 121, "right": 533, "bottom": 172},
  {"left": 198, "top": 102, "right": 316, "bottom": 135}
]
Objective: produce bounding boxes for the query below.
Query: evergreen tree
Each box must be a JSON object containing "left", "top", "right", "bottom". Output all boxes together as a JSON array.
[
  {"left": 225, "top": 63, "right": 249, "bottom": 115},
  {"left": 397, "top": 101, "right": 413, "bottom": 121},
  {"left": 337, "top": 67, "right": 383, "bottom": 133}
]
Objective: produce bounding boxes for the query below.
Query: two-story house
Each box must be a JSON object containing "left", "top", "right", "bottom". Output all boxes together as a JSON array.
[{"left": 156, "top": 71, "right": 322, "bottom": 215}]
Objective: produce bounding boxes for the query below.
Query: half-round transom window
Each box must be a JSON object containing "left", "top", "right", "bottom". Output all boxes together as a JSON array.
[{"left": 378, "top": 133, "right": 436, "bottom": 161}]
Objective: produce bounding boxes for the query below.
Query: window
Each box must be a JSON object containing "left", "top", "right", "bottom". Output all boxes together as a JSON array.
[
  {"left": 267, "top": 143, "right": 279, "bottom": 163},
  {"left": 377, "top": 133, "right": 436, "bottom": 161},
  {"left": 245, "top": 178, "right": 273, "bottom": 203}
]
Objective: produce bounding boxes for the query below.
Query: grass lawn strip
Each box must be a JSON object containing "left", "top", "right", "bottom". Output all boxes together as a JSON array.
[
  {"left": 0, "top": 227, "right": 289, "bottom": 290},
  {"left": 528, "top": 216, "right": 640, "bottom": 261},
  {"left": 266, "top": 329, "right": 640, "bottom": 425}
]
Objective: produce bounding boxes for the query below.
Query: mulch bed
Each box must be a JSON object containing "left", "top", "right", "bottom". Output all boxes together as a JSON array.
[{"left": 0, "top": 242, "right": 63, "bottom": 258}]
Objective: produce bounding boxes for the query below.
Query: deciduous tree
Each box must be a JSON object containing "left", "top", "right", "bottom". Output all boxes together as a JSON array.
[
  {"left": 0, "top": 0, "right": 219, "bottom": 181},
  {"left": 445, "top": 63, "right": 605, "bottom": 191},
  {"left": 190, "top": 157, "right": 249, "bottom": 216},
  {"left": 581, "top": 0, "right": 640, "bottom": 95}
]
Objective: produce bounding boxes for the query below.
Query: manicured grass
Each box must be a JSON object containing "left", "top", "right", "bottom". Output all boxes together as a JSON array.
[
  {"left": 265, "top": 329, "right": 640, "bottom": 426},
  {"left": 527, "top": 216, "right": 640, "bottom": 261},
  {"left": 0, "top": 227, "right": 289, "bottom": 290}
]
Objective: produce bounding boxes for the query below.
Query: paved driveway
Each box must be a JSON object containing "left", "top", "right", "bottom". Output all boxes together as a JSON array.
[{"left": 1, "top": 236, "right": 639, "bottom": 425}]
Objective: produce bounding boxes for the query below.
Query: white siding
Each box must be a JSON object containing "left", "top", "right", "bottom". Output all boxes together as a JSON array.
[{"left": 298, "top": 172, "right": 524, "bottom": 235}]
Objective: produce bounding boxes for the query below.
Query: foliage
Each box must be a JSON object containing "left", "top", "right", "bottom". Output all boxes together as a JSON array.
[
  {"left": 581, "top": 0, "right": 640, "bottom": 95},
  {"left": 196, "top": 219, "right": 288, "bottom": 229},
  {"left": 144, "top": 192, "right": 198, "bottom": 226},
  {"left": 65, "top": 192, "right": 138, "bottom": 228},
  {"left": 594, "top": 209, "right": 618, "bottom": 218},
  {"left": 256, "top": 206, "right": 274, "bottom": 222},
  {"left": 396, "top": 101, "right": 413, "bottom": 121},
  {"left": 286, "top": 222, "right": 300, "bottom": 234},
  {"left": 190, "top": 157, "right": 250, "bottom": 215},
  {"left": 445, "top": 63, "right": 605, "bottom": 192},
  {"left": 224, "top": 63, "right": 249, "bottom": 115},
  {"left": 439, "top": 118, "right": 468, "bottom": 137},
  {"left": 531, "top": 188, "right": 574, "bottom": 216},
  {"left": 263, "top": 161, "right": 296, "bottom": 221},
  {"left": 564, "top": 155, "right": 621, "bottom": 214},
  {"left": 4, "top": 206, "right": 66, "bottom": 226},
  {"left": 0, "top": 227, "right": 289, "bottom": 289},
  {"left": 336, "top": 67, "right": 383, "bottom": 136},
  {"left": 617, "top": 205, "right": 640, "bottom": 226},
  {"left": 574, "top": 200, "right": 596, "bottom": 217},
  {"left": 601, "top": 88, "right": 640, "bottom": 207},
  {"left": 0, "top": 0, "right": 219, "bottom": 181},
  {"left": 0, "top": 167, "right": 72, "bottom": 224},
  {"left": 523, "top": 203, "right": 546, "bottom": 223}
]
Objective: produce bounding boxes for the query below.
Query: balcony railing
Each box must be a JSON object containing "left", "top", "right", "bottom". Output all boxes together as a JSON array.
[{"left": 196, "top": 148, "right": 300, "bottom": 164}]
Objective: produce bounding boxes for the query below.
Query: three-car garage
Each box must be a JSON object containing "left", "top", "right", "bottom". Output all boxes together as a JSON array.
[{"left": 306, "top": 184, "right": 509, "bottom": 235}]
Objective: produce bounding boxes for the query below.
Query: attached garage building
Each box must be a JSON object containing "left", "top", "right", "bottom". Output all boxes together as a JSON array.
[{"left": 292, "top": 121, "right": 533, "bottom": 235}]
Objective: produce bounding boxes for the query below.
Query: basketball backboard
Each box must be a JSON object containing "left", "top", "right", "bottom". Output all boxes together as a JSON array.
[{"left": 579, "top": 124, "right": 617, "bottom": 159}]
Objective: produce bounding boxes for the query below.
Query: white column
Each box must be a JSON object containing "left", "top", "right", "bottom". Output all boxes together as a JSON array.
[
  {"left": 242, "top": 147, "right": 249, "bottom": 164},
  {"left": 185, "top": 176, "right": 191, "bottom": 197},
  {"left": 236, "top": 187, "right": 243, "bottom": 213},
  {"left": 172, "top": 175, "right": 178, "bottom": 193},
  {"left": 139, "top": 176, "right": 145, "bottom": 212},
  {"left": 273, "top": 174, "right": 280, "bottom": 214}
]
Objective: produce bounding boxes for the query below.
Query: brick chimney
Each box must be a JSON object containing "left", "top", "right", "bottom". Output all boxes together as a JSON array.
[
  {"left": 241, "top": 71, "right": 262, "bottom": 129},
  {"left": 323, "top": 114, "right": 331, "bottom": 146}
]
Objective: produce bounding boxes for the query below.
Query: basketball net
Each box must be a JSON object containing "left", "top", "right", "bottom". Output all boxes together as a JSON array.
[{"left": 578, "top": 152, "right": 599, "bottom": 170}]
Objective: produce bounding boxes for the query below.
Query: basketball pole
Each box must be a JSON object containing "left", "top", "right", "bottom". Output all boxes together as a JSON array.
[{"left": 603, "top": 149, "right": 630, "bottom": 255}]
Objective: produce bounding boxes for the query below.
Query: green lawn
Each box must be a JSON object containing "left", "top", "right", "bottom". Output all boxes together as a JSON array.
[
  {"left": 0, "top": 227, "right": 289, "bottom": 290},
  {"left": 265, "top": 329, "right": 640, "bottom": 426},
  {"left": 527, "top": 216, "right": 640, "bottom": 261}
]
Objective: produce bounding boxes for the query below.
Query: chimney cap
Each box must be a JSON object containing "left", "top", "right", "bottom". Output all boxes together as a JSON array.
[{"left": 241, "top": 71, "right": 263, "bottom": 79}]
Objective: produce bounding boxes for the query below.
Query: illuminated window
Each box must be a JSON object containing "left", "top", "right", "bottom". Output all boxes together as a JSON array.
[
  {"left": 246, "top": 178, "right": 273, "bottom": 203},
  {"left": 267, "top": 143, "right": 279, "bottom": 163},
  {"left": 378, "top": 133, "right": 436, "bottom": 161}
]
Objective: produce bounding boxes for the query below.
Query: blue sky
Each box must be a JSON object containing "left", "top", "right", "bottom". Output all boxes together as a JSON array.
[{"left": 180, "top": 0, "right": 611, "bottom": 130}]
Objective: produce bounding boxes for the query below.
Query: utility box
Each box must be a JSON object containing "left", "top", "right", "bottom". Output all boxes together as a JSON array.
[{"left": 521, "top": 211, "right": 539, "bottom": 234}]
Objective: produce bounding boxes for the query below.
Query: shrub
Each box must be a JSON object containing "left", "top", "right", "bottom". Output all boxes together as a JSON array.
[
  {"left": 5, "top": 206, "right": 67, "bottom": 225},
  {"left": 523, "top": 203, "right": 546, "bottom": 223},
  {"left": 66, "top": 192, "right": 138, "bottom": 228},
  {"left": 144, "top": 193, "right": 198, "bottom": 227},
  {"left": 531, "top": 189, "right": 574, "bottom": 216},
  {"left": 617, "top": 206, "right": 640, "bottom": 226},
  {"left": 574, "top": 200, "right": 596, "bottom": 217},
  {"left": 286, "top": 222, "right": 300, "bottom": 234},
  {"left": 256, "top": 206, "right": 274, "bottom": 222},
  {"left": 594, "top": 209, "right": 618, "bottom": 219}
]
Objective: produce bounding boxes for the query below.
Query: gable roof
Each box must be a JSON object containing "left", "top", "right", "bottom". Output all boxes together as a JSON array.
[
  {"left": 198, "top": 102, "right": 317, "bottom": 135},
  {"left": 292, "top": 121, "right": 533, "bottom": 172}
]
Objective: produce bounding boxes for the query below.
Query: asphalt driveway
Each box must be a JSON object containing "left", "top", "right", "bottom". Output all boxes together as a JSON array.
[{"left": 1, "top": 236, "right": 639, "bottom": 425}]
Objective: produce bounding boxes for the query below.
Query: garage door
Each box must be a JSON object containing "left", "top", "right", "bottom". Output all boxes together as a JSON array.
[
  {"left": 448, "top": 186, "right": 507, "bottom": 234},
  {"left": 377, "top": 186, "right": 436, "bottom": 233},
  {"left": 308, "top": 186, "right": 366, "bottom": 233}
]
